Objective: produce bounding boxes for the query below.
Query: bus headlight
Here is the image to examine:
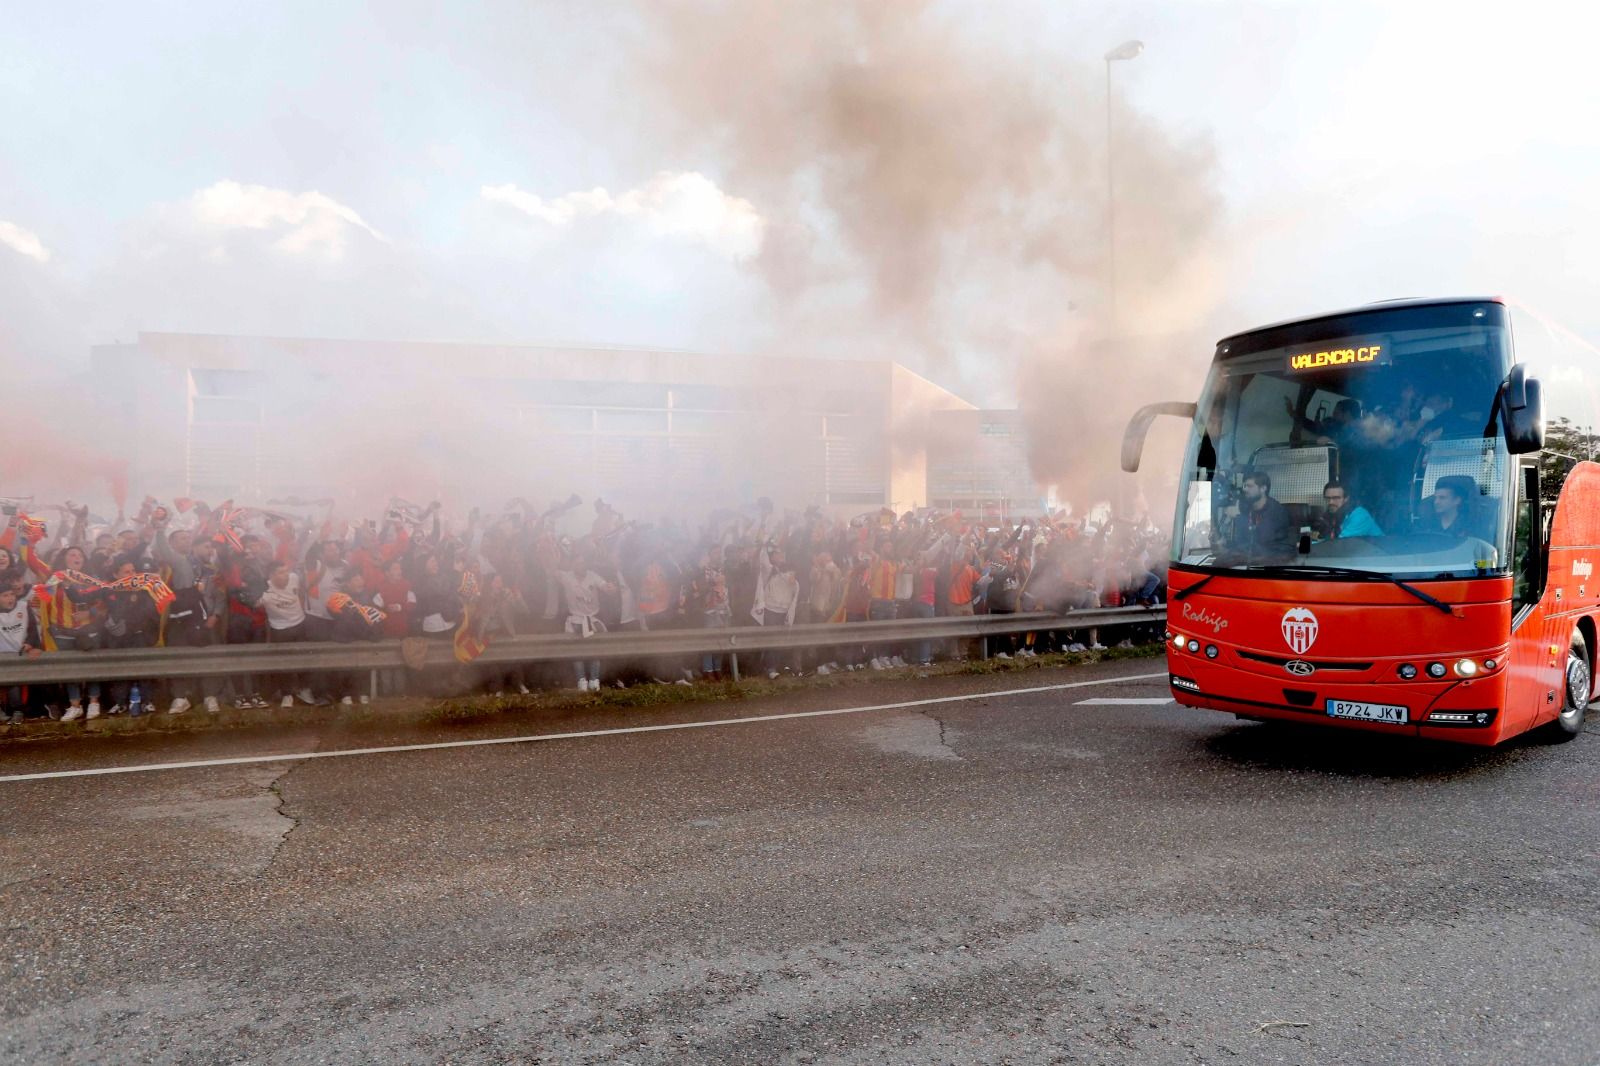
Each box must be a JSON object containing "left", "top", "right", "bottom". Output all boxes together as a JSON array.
[
  {"left": 1172, "top": 633, "right": 1186, "bottom": 649},
  {"left": 1427, "top": 662, "right": 1448, "bottom": 679},
  {"left": 1397, "top": 663, "right": 1418, "bottom": 680},
  {"left": 1187, "top": 639, "right": 1201, "bottom": 653},
  {"left": 1205, "top": 644, "right": 1219, "bottom": 659},
  {"left": 1453, "top": 658, "right": 1479, "bottom": 678}
]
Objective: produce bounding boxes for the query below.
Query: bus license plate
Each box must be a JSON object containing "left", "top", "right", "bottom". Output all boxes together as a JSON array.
[{"left": 1327, "top": 699, "right": 1408, "bottom": 724}]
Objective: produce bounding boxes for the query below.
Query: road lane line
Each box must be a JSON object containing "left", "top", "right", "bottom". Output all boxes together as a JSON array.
[
  {"left": 0, "top": 670, "right": 1169, "bottom": 783},
  {"left": 1075, "top": 697, "right": 1174, "bottom": 706}
]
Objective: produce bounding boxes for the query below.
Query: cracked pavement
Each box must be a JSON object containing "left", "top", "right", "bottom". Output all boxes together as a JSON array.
[
  {"left": 261, "top": 762, "right": 304, "bottom": 875},
  {"left": 2, "top": 659, "right": 1598, "bottom": 1064}
]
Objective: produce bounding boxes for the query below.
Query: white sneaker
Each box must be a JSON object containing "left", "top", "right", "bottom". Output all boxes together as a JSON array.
[
  {"left": 107, "top": 704, "right": 124, "bottom": 716},
  {"left": 86, "top": 702, "right": 101, "bottom": 720},
  {"left": 204, "top": 696, "right": 221, "bottom": 714},
  {"left": 167, "top": 698, "right": 191, "bottom": 715},
  {"left": 518, "top": 683, "right": 531, "bottom": 695},
  {"left": 675, "top": 679, "right": 692, "bottom": 686},
  {"left": 1068, "top": 643, "right": 1087, "bottom": 653},
  {"left": 1116, "top": 639, "right": 1135, "bottom": 649},
  {"left": 995, "top": 652, "right": 1012, "bottom": 660},
  {"left": 767, "top": 669, "right": 779, "bottom": 680},
  {"left": 359, "top": 694, "right": 370, "bottom": 705},
  {"left": 1091, "top": 643, "right": 1107, "bottom": 652},
  {"left": 890, "top": 656, "right": 907, "bottom": 667},
  {"left": 611, "top": 679, "right": 626, "bottom": 690},
  {"left": 815, "top": 664, "right": 832, "bottom": 676},
  {"left": 281, "top": 695, "right": 295, "bottom": 708},
  {"left": 61, "top": 705, "right": 84, "bottom": 722},
  {"left": 578, "top": 679, "right": 592, "bottom": 692},
  {"left": 296, "top": 688, "right": 317, "bottom": 705},
  {"left": 340, "top": 696, "right": 354, "bottom": 706},
  {"left": 869, "top": 658, "right": 885, "bottom": 670}
]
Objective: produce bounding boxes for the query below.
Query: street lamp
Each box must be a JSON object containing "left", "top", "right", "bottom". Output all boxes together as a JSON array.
[{"left": 1104, "top": 39, "right": 1143, "bottom": 326}]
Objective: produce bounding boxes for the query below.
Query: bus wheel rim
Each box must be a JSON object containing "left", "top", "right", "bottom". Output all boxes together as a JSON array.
[{"left": 1564, "top": 651, "right": 1590, "bottom": 725}]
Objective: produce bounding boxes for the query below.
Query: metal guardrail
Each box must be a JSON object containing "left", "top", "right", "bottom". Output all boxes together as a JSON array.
[{"left": 0, "top": 606, "right": 1167, "bottom": 687}]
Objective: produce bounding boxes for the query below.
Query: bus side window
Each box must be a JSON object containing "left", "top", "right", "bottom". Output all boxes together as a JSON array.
[{"left": 1512, "top": 463, "right": 1544, "bottom": 614}]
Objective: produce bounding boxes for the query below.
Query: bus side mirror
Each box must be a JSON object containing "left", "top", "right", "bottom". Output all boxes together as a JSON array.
[
  {"left": 1500, "top": 365, "right": 1545, "bottom": 455},
  {"left": 1122, "top": 401, "right": 1198, "bottom": 473}
]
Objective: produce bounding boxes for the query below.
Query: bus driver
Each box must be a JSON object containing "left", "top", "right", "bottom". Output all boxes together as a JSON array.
[{"left": 1226, "top": 470, "right": 1295, "bottom": 559}]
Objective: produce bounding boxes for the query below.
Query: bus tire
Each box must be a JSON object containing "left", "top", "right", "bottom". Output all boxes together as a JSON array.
[{"left": 1545, "top": 631, "right": 1591, "bottom": 743}]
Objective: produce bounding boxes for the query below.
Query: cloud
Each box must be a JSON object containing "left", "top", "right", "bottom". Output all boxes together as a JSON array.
[
  {"left": 482, "top": 170, "right": 765, "bottom": 260},
  {"left": 186, "top": 180, "right": 387, "bottom": 258},
  {"left": 0, "top": 220, "right": 50, "bottom": 262}
]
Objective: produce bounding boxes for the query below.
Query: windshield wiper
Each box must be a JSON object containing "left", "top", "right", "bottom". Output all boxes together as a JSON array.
[
  {"left": 1173, "top": 573, "right": 1216, "bottom": 601},
  {"left": 1240, "top": 564, "right": 1457, "bottom": 616}
]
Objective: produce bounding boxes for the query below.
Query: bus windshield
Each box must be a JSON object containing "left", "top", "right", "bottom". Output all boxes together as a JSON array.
[{"left": 1172, "top": 302, "right": 1515, "bottom": 579}]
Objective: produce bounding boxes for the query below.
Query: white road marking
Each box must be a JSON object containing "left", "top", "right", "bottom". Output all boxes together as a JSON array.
[
  {"left": 0, "top": 671, "right": 1169, "bottom": 783},
  {"left": 1075, "top": 697, "right": 1175, "bottom": 706}
]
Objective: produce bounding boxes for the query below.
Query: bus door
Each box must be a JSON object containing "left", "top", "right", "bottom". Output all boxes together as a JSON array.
[{"left": 1507, "top": 460, "right": 1561, "bottom": 733}]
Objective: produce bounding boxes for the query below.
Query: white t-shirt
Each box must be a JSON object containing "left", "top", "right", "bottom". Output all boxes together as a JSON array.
[
  {"left": 557, "top": 570, "right": 607, "bottom": 620},
  {"left": 257, "top": 573, "right": 307, "bottom": 631},
  {"left": 304, "top": 563, "right": 345, "bottom": 621},
  {"left": 0, "top": 601, "right": 29, "bottom": 654}
]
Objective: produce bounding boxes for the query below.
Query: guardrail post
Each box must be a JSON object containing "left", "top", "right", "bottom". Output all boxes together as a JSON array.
[
  {"left": 730, "top": 652, "right": 740, "bottom": 682},
  {"left": 370, "top": 669, "right": 379, "bottom": 702}
]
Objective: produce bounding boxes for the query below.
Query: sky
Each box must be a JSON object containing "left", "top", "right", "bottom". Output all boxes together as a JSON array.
[{"left": 4, "top": 0, "right": 1600, "bottom": 410}]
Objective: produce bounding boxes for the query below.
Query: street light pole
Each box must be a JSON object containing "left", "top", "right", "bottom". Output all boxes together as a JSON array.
[{"left": 1103, "top": 39, "right": 1144, "bottom": 328}]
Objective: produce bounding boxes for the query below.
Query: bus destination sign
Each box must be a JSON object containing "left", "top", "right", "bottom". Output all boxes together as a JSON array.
[{"left": 1288, "top": 338, "right": 1390, "bottom": 373}]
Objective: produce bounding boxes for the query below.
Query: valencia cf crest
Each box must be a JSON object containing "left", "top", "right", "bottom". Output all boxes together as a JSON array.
[{"left": 1281, "top": 607, "right": 1319, "bottom": 656}]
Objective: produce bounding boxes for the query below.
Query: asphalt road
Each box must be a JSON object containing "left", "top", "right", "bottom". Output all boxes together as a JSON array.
[{"left": 2, "top": 659, "right": 1598, "bottom": 1065}]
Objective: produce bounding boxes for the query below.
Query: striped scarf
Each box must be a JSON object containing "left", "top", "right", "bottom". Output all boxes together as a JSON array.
[
  {"left": 43, "top": 568, "right": 175, "bottom": 613},
  {"left": 15, "top": 513, "right": 46, "bottom": 545},
  {"left": 212, "top": 505, "right": 245, "bottom": 552},
  {"left": 328, "top": 591, "right": 385, "bottom": 628},
  {"left": 453, "top": 570, "right": 487, "bottom": 662}
]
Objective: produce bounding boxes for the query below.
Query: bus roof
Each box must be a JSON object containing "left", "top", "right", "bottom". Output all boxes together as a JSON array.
[{"left": 1218, "top": 296, "right": 1506, "bottom": 348}]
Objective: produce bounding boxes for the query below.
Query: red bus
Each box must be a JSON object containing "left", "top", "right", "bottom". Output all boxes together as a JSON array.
[{"left": 1124, "top": 296, "right": 1600, "bottom": 745}]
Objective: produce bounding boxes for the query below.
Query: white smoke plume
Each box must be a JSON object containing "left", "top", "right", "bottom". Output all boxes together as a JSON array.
[{"left": 0, "top": 2, "right": 1227, "bottom": 522}]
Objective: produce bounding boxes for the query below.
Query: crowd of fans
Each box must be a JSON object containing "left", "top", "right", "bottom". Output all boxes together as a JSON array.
[{"left": 0, "top": 493, "right": 1168, "bottom": 723}]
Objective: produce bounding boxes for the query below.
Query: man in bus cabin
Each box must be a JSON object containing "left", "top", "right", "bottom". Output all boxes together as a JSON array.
[
  {"left": 1417, "top": 474, "right": 1493, "bottom": 543},
  {"left": 1319, "top": 480, "right": 1383, "bottom": 540},
  {"left": 1227, "top": 471, "right": 1295, "bottom": 560}
]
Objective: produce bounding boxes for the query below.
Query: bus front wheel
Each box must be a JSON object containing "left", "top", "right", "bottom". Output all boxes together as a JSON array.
[{"left": 1546, "top": 632, "right": 1591, "bottom": 743}]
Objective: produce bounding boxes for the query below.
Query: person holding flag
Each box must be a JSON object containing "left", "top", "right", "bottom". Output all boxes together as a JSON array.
[{"left": 329, "top": 571, "right": 385, "bottom": 705}]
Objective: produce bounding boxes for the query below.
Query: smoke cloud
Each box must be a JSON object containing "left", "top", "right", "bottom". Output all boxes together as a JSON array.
[
  {"left": 632, "top": 0, "right": 1223, "bottom": 509},
  {"left": 2, "top": 2, "right": 1226, "bottom": 522}
]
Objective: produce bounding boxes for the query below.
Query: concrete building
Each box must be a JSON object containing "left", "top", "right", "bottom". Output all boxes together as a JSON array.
[
  {"left": 89, "top": 332, "right": 974, "bottom": 516},
  {"left": 926, "top": 408, "right": 1050, "bottom": 517}
]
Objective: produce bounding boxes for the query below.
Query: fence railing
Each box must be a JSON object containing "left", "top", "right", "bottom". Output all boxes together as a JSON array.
[{"left": 0, "top": 605, "right": 1167, "bottom": 691}]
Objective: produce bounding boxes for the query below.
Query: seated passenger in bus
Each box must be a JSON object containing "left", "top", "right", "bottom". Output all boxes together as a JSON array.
[
  {"left": 1224, "top": 470, "right": 1295, "bottom": 559},
  {"left": 1284, "top": 396, "right": 1362, "bottom": 448},
  {"left": 1415, "top": 475, "right": 1494, "bottom": 542},
  {"left": 1318, "top": 480, "right": 1382, "bottom": 539}
]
